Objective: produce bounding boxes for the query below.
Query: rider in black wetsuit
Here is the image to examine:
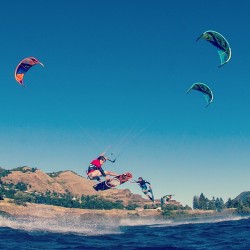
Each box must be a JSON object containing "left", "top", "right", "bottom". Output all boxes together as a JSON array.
[{"left": 135, "top": 177, "right": 153, "bottom": 201}]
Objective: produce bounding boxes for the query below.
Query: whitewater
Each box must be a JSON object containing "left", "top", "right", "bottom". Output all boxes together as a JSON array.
[{"left": 1, "top": 213, "right": 250, "bottom": 249}]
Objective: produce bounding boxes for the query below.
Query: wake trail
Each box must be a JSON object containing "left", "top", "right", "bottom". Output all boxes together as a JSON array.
[
  {"left": 120, "top": 214, "right": 250, "bottom": 228},
  {"left": 1, "top": 213, "right": 248, "bottom": 235},
  {"left": 0, "top": 214, "right": 121, "bottom": 236}
]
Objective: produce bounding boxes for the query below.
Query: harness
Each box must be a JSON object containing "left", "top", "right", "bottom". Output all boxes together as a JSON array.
[
  {"left": 87, "top": 163, "right": 98, "bottom": 174},
  {"left": 87, "top": 163, "right": 106, "bottom": 178}
]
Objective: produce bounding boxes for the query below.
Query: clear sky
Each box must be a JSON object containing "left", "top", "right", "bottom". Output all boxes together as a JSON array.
[{"left": 1, "top": 0, "right": 250, "bottom": 207}]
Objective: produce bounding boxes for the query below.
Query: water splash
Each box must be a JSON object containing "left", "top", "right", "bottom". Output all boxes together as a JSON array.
[
  {"left": 119, "top": 215, "right": 250, "bottom": 228},
  {"left": 1, "top": 212, "right": 249, "bottom": 236},
  {"left": 0, "top": 214, "right": 121, "bottom": 235}
]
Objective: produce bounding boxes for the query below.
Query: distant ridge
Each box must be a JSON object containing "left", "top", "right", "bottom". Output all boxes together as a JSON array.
[
  {"left": 0, "top": 167, "right": 6, "bottom": 172},
  {"left": 0, "top": 166, "right": 151, "bottom": 206},
  {"left": 233, "top": 191, "right": 250, "bottom": 203}
]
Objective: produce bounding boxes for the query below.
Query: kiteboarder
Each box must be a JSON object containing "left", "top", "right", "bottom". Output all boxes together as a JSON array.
[
  {"left": 87, "top": 154, "right": 118, "bottom": 182},
  {"left": 161, "top": 194, "right": 173, "bottom": 205},
  {"left": 132, "top": 177, "right": 154, "bottom": 202}
]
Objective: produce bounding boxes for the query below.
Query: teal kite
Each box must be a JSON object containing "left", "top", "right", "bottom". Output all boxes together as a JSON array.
[
  {"left": 187, "top": 83, "right": 213, "bottom": 107},
  {"left": 196, "top": 30, "right": 231, "bottom": 67}
]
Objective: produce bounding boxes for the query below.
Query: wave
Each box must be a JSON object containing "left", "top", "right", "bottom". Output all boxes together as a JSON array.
[
  {"left": 152, "top": 215, "right": 250, "bottom": 228},
  {"left": 120, "top": 214, "right": 250, "bottom": 228},
  {"left": 0, "top": 214, "right": 121, "bottom": 236},
  {"left": 1, "top": 213, "right": 249, "bottom": 236}
]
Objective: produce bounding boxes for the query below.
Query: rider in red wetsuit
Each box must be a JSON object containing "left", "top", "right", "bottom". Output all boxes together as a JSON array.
[{"left": 87, "top": 155, "right": 118, "bottom": 182}]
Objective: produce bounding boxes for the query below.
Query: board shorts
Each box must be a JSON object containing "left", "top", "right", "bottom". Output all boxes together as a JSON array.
[
  {"left": 141, "top": 185, "right": 148, "bottom": 193},
  {"left": 87, "top": 164, "right": 98, "bottom": 174}
]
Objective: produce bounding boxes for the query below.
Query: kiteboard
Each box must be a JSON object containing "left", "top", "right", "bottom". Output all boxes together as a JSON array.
[
  {"left": 93, "top": 172, "right": 132, "bottom": 191},
  {"left": 148, "top": 186, "right": 154, "bottom": 202}
]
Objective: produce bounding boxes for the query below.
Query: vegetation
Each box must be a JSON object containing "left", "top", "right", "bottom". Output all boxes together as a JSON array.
[
  {"left": 0, "top": 180, "right": 140, "bottom": 210},
  {"left": 12, "top": 190, "right": 131, "bottom": 210},
  {"left": 0, "top": 168, "right": 11, "bottom": 178},
  {"left": 2, "top": 166, "right": 249, "bottom": 214},
  {"left": 11, "top": 166, "right": 37, "bottom": 173},
  {"left": 162, "top": 204, "right": 192, "bottom": 218},
  {"left": 144, "top": 204, "right": 155, "bottom": 209},
  {"left": 225, "top": 192, "right": 250, "bottom": 214},
  {"left": 0, "top": 167, "right": 142, "bottom": 210},
  {"left": 0, "top": 211, "right": 10, "bottom": 217},
  {"left": 47, "top": 171, "right": 66, "bottom": 178},
  {"left": 47, "top": 170, "right": 81, "bottom": 178},
  {"left": 192, "top": 192, "right": 250, "bottom": 215},
  {"left": 193, "top": 193, "right": 225, "bottom": 212},
  {"left": 126, "top": 203, "right": 140, "bottom": 210}
]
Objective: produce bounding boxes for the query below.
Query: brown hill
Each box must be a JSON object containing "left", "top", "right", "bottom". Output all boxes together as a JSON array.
[{"left": 1, "top": 167, "right": 149, "bottom": 206}]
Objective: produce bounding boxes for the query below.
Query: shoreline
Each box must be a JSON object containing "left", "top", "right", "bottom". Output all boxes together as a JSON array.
[{"left": 0, "top": 199, "right": 236, "bottom": 221}]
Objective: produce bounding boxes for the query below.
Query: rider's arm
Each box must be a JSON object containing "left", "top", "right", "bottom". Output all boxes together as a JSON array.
[
  {"left": 99, "top": 167, "right": 106, "bottom": 177},
  {"left": 105, "top": 171, "right": 118, "bottom": 176}
]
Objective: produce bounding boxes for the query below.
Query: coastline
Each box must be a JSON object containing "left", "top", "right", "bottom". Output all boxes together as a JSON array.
[
  {"left": 0, "top": 199, "right": 235, "bottom": 221},
  {"left": 0, "top": 199, "right": 162, "bottom": 219}
]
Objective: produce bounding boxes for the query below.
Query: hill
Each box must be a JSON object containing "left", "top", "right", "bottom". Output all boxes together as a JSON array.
[
  {"left": 233, "top": 191, "right": 250, "bottom": 203},
  {"left": 0, "top": 167, "right": 10, "bottom": 177},
  {"left": 0, "top": 166, "right": 153, "bottom": 207}
]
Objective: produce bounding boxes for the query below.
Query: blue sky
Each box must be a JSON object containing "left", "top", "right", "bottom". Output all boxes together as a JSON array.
[{"left": 0, "top": 0, "right": 250, "bottom": 207}]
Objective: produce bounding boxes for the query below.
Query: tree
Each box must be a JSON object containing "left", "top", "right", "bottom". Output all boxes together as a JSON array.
[
  {"left": 215, "top": 198, "right": 224, "bottom": 212},
  {"left": 226, "top": 198, "right": 234, "bottom": 208},
  {"left": 126, "top": 203, "right": 139, "bottom": 210},
  {"left": 193, "top": 196, "right": 200, "bottom": 209},
  {"left": 219, "top": 198, "right": 225, "bottom": 210},
  {"left": 199, "top": 193, "right": 207, "bottom": 210},
  {"left": 207, "top": 197, "right": 216, "bottom": 210},
  {"left": 193, "top": 193, "right": 226, "bottom": 211},
  {"left": 15, "top": 182, "right": 28, "bottom": 191}
]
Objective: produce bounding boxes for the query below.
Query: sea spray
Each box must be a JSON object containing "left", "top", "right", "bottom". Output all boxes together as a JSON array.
[
  {"left": 0, "top": 214, "right": 121, "bottom": 235},
  {"left": 1, "top": 215, "right": 250, "bottom": 249}
]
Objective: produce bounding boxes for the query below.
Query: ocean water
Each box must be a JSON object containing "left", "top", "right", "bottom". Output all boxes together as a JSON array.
[{"left": 0, "top": 213, "right": 250, "bottom": 250}]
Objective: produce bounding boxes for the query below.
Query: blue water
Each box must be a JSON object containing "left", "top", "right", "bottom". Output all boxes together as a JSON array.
[{"left": 0, "top": 214, "right": 250, "bottom": 249}]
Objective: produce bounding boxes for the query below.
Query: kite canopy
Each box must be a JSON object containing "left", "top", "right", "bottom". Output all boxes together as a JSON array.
[
  {"left": 15, "top": 57, "right": 44, "bottom": 86},
  {"left": 196, "top": 30, "right": 231, "bottom": 67},
  {"left": 187, "top": 82, "right": 213, "bottom": 107}
]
